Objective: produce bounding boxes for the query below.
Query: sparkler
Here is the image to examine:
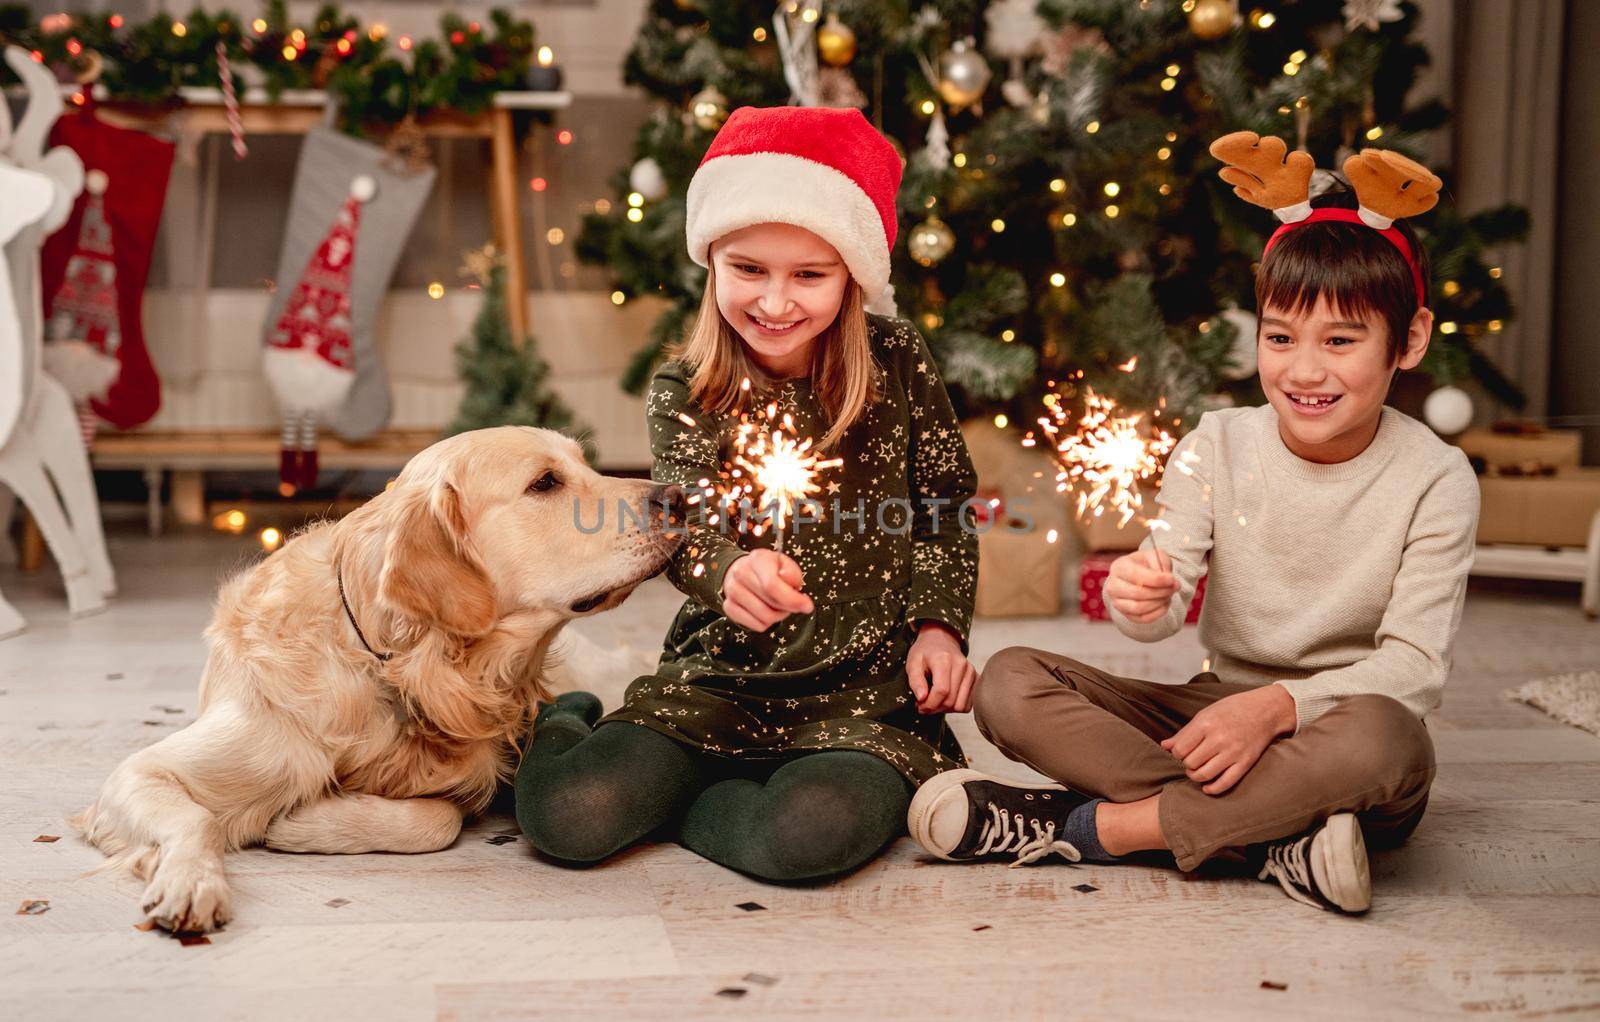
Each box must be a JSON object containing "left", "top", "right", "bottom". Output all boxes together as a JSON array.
[
  {"left": 1023, "top": 385, "right": 1177, "bottom": 530},
  {"left": 681, "top": 379, "right": 843, "bottom": 557}
]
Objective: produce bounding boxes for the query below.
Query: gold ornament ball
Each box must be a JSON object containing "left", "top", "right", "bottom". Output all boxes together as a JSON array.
[
  {"left": 908, "top": 216, "right": 956, "bottom": 267},
  {"left": 937, "top": 38, "right": 992, "bottom": 109},
  {"left": 818, "top": 13, "right": 856, "bottom": 67},
  {"left": 690, "top": 86, "right": 728, "bottom": 130},
  {"left": 1188, "top": 0, "right": 1238, "bottom": 40}
]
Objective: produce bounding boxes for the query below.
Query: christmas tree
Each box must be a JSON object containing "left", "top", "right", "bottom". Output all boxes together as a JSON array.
[
  {"left": 447, "top": 246, "right": 592, "bottom": 458},
  {"left": 579, "top": 0, "right": 1527, "bottom": 430}
]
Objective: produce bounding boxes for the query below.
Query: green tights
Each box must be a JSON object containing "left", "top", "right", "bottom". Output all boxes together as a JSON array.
[{"left": 515, "top": 710, "right": 912, "bottom": 882}]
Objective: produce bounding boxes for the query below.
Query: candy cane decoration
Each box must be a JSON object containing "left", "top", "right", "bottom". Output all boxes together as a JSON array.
[{"left": 216, "top": 42, "right": 248, "bottom": 159}]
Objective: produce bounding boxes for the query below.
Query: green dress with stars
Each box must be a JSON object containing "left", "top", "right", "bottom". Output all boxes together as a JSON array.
[{"left": 597, "top": 314, "right": 980, "bottom": 787}]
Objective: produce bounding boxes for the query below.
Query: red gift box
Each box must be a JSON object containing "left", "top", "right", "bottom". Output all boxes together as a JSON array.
[{"left": 1079, "top": 552, "right": 1206, "bottom": 624}]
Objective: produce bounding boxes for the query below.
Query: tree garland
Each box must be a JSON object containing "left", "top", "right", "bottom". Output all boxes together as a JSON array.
[{"left": 0, "top": 2, "right": 538, "bottom": 133}]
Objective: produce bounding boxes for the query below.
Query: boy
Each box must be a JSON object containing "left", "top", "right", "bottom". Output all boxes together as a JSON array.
[{"left": 907, "top": 140, "right": 1480, "bottom": 914}]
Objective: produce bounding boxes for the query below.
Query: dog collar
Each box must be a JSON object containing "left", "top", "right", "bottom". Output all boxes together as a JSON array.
[{"left": 337, "top": 561, "right": 392, "bottom": 663}]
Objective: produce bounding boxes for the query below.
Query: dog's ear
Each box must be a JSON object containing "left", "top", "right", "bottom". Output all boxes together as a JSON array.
[{"left": 379, "top": 479, "right": 498, "bottom": 637}]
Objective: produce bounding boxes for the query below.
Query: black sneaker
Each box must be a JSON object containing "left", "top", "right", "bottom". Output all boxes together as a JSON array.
[
  {"left": 1257, "top": 813, "right": 1371, "bottom": 914},
  {"left": 908, "top": 769, "right": 1090, "bottom": 867}
]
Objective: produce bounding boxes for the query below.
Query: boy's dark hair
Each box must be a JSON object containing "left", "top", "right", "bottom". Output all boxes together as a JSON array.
[{"left": 1254, "top": 190, "right": 1430, "bottom": 365}]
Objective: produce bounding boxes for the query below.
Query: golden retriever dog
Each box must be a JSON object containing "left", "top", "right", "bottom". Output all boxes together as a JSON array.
[{"left": 74, "top": 427, "right": 683, "bottom": 932}]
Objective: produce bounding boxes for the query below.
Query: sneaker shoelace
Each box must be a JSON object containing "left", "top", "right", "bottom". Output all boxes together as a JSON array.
[
  {"left": 1258, "top": 834, "right": 1324, "bottom": 909},
  {"left": 974, "top": 803, "right": 1083, "bottom": 869}
]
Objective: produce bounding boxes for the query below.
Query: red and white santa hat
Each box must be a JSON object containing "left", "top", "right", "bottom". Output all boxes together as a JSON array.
[{"left": 686, "top": 106, "right": 902, "bottom": 314}]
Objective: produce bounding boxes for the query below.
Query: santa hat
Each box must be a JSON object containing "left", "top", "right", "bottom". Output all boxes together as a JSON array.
[{"left": 685, "top": 106, "right": 902, "bottom": 315}]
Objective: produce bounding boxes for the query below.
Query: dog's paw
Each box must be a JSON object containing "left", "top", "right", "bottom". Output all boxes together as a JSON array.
[{"left": 139, "top": 853, "right": 233, "bottom": 933}]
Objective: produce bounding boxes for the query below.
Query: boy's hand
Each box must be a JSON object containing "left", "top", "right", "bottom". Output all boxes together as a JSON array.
[
  {"left": 721, "top": 550, "right": 814, "bottom": 632},
  {"left": 906, "top": 621, "right": 977, "bottom": 714},
  {"left": 1106, "top": 547, "right": 1178, "bottom": 623},
  {"left": 1160, "top": 685, "right": 1297, "bottom": 795}
]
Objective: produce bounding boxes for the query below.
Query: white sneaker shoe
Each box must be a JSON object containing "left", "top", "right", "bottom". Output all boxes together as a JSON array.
[{"left": 908, "top": 769, "right": 1090, "bottom": 867}]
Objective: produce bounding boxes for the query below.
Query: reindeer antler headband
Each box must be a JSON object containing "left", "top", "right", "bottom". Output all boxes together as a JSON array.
[{"left": 1208, "top": 131, "right": 1441, "bottom": 307}]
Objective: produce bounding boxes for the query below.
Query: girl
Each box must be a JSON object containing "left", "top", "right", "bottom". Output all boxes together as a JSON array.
[{"left": 515, "top": 106, "right": 981, "bottom": 882}]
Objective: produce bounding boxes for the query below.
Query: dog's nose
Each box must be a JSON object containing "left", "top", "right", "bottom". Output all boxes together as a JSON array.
[{"left": 648, "top": 484, "right": 686, "bottom": 528}]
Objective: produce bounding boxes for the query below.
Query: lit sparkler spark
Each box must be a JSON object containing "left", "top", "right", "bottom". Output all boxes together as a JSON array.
[
  {"left": 682, "top": 380, "right": 843, "bottom": 561},
  {"left": 1023, "top": 386, "right": 1176, "bottom": 528}
]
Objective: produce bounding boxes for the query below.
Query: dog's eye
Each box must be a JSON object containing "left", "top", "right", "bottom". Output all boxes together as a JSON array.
[{"left": 528, "top": 471, "right": 560, "bottom": 494}]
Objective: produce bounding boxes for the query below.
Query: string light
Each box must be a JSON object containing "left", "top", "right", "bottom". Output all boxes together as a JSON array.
[
  {"left": 252, "top": 17, "right": 267, "bottom": 32},
  {"left": 1050, "top": 272, "right": 1066, "bottom": 287},
  {"left": 920, "top": 99, "right": 936, "bottom": 115},
  {"left": 399, "top": 36, "right": 413, "bottom": 51},
  {"left": 611, "top": 290, "right": 626, "bottom": 305},
  {"left": 171, "top": 21, "right": 187, "bottom": 37},
  {"left": 1158, "top": 146, "right": 1172, "bottom": 160},
  {"left": 1049, "top": 178, "right": 1066, "bottom": 193},
  {"left": 990, "top": 218, "right": 1006, "bottom": 233},
  {"left": 1105, "top": 204, "right": 1120, "bottom": 218},
  {"left": 369, "top": 24, "right": 387, "bottom": 42},
  {"left": 259, "top": 527, "right": 283, "bottom": 551},
  {"left": 1061, "top": 212, "right": 1078, "bottom": 227},
  {"left": 1489, "top": 319, "right": 1504, "bottom": 332},
  {"left": 1160, "top": 77, "right": 1176, "bottom": 91},
  {"left": 427, "top": 281, "right": 445, "bottom": 300},
  {"left": 1251, "top": 9, "right": 1277, "bottom": 28},
  {"left": 1086, "top": 120, "right": 1101, "bottom": 134},
  {"left": 1166, "top": 131, "right": 1178, "bottom": 141},
  {"left": 1103, "top": 182, "right": 1120, "bottom": 197},
  {"left": 546, "top": 228, "right": 565, "bottom": 245},
  {"left": 1442, "top": 280, "right": 1461, "bottom": 297},
  {"left": 994, "top": 414, "right": 1009, "bottom": 428},
  {"left": 1001, "top": 329, "right": 1016, "bottom": 342},
  {"left": 537, "top": 45, "right": 554, "bottom": 66},
  {"left": 1283, "top": 62, "right": 1299, "bottom": 76},
  {"left": 627, "top": 208, "right": 644, "bottom": 222},
  {"left": 1365, "top": 126, "right": 1384, "bottom": 140},
  {"left": 627, "top": 192, "right": 644, "bottom": 207},
  {"left": 530, "top": 177, "right": 547, "bottom": 192},
  {"left": 282, "top": 44, "right": 297, "bottom": 60},
  {"left": 753, "top": 27, "right": 767, "bottom": 42},
  {"left": 952, "top": 153, "right": 967, "bottom": 167},
  {"left": 557, "top": 129, "right": 573, "bottom": 145},
  {"left": 595, "top": 198, "right": 612, "bottom": 214},
  {"left": 1489, "top": 266, "right": 1503, "bottom": 279},
  {"left": 1439, "top": 321, "right": 1458, "bottom": 334},
  {"left": 801, "top": 7, "right": 819, "bottom": 22},
  {"left": 1166, "top": 64, "right": 1181, "bottom": 76}
]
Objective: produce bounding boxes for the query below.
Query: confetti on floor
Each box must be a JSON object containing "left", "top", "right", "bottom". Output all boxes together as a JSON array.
[
  {"left": 1073, "top": 884, "right": 1099, "bottom": 893},
  {"left": 715, "top": 988, "right": 747, "bottom": 1000},
  {"left": 33, "top": 835, "right": 60, "bottom": 843},
  {"left": 178, "top": 934, "right": 211, "bottom": 947},
  {"left": 326, "top": 898, "right": 351, "bottom": 908},
  {"left": 1260, "top": 981, "right": 1288, "bottom": 991},
  {"left": 484, "top": 835, "right": 517, "bottom": 845},
  {"left": 972, "top": 924, "right": 992, "bottom": 932},
  {"left": 17, "top": 899, "right": 49, "bottom": 915},
  {"left": 105, "top": 673, "right": 123, "bottom": 680},
  {"left": 735, "top": 901, "right": 767, "bottom": 912}
]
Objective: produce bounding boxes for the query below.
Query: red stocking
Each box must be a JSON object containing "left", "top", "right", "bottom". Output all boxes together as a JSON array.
[{"left": 41, "top": 103, "right": 174, "bottom": 431}]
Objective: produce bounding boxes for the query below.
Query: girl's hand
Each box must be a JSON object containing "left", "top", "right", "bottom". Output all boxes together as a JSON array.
[
  {"left": 906, "top": 621, "right": 978, "bottom": 714},
  {"left": 721, "top": 549, "right": 814, "bottom": 632},
  {"left": 1160, "top": 685, "right": 1297, "bottom": 795},
  {"left": 1105, "top": 547, "right": 1178, "bottom": 623}
]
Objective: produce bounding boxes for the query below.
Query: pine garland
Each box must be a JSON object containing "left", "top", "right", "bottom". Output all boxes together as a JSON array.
[{"left": 0, "top": 2, "right": 537, "bottom": 133}]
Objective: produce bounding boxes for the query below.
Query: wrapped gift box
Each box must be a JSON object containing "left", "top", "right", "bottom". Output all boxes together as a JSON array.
[
  {"left": 1073, "top": 486, "right": 1159, "bottom": 553},
  {"left": 1079, "top": 551, "right": 1206, "bottom": 624},
  {"left": 1476, "top": 468, "right": 1600, "bottom": 548},
  {"left": 975, "top": 523, "right": 1064, "bottom": 618},
  {"left": 1457, "top": 426, "right": 1583, "bottom": 475}
]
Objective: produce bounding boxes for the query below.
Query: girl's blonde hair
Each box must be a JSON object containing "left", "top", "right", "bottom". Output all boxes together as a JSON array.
[{"left": 672, "top": 271, "right": 881, "bottom": 451}]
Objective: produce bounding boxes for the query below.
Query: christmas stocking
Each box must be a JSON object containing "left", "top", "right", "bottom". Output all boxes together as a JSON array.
[
  {"left": 261, "top": 126, "right": 435, "bottom": 490},
  {"left": 41, "top": 106, "right": 174, "bottom": 432}
]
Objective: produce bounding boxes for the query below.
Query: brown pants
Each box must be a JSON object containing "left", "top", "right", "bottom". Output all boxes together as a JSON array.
[{"left": 973, "top": 647, "right": 1436, "bottom": 871}]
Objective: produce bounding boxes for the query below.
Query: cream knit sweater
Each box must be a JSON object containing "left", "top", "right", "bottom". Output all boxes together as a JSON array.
[{"left": 1110, "top": 403, "right": 1481, "bottom": 731}]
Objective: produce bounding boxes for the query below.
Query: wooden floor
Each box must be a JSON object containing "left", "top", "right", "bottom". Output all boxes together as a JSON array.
[{"left": 2, "top": 525, "right": 1598, "bottom": 1019}]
